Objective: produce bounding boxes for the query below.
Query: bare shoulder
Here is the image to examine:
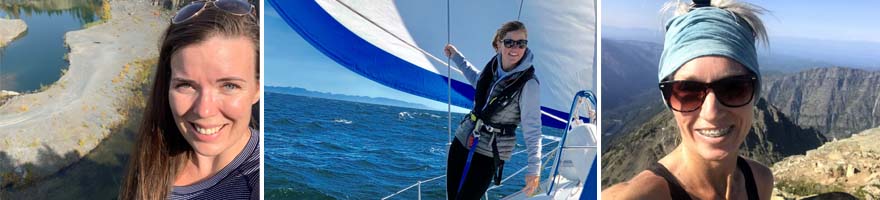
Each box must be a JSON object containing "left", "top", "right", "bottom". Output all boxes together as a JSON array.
[
  {"left": 743, "top": 158, "right": 774, "bottom": 200},
  {"left": 602, "top": 170, "right": 672, "bottom": 200}
]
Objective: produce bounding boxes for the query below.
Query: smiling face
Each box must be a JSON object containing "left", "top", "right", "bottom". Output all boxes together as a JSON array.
[
  {"left": 168, "top": 35, "right": 259, "bottom": 158},
  {"left": 496, "top": 30, "right": 527, "bottom": 71},
  {"left": 670, "top": 56, "right": 754, "bottom": 161}
]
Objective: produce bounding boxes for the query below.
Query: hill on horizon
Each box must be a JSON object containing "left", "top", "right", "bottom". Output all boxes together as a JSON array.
[{"left": 266, "top": 86, "right": 434, "bottom": 111}]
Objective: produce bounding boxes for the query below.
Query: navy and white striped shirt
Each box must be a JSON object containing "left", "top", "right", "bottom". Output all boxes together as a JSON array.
[{"left": 170, "top": 128, "right": 260, "bottom": 200}]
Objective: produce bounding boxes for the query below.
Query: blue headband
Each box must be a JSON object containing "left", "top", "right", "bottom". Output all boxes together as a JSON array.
[{"left": 658, "top": 7, "right": 760, "bottom": 83}]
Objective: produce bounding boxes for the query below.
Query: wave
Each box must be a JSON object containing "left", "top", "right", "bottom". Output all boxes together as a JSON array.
[
  {"left": 413, "top": 112, "right": 442, "bottom": 119},
  {"left": 542, "top": 135, "right": 562, "bottom": 142},
  {"left": 332, "top": 119, "right": 352, "bottom": 124},
  {"left": 398, "top": 112, "right": 414, "bottom": 120},
  {"left": 265, "top": 187, "right": 336, "bottom": 200}
]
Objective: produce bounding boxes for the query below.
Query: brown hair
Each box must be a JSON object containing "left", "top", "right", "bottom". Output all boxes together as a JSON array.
[
  {"left": 119, "top": 5, "right": 259, "bottom": 200},
  {"left": 491, "top": 21, "right": 528, "bottom": 50}
]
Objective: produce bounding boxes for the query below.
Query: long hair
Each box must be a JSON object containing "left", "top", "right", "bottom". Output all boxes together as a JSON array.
[{"left": 119, "top": 5, "right": 259, "bottom": 200}]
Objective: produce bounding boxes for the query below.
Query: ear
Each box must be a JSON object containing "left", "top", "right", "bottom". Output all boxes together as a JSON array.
[{"left": 252, "top": 79, "right": 260, "bottom": 105}]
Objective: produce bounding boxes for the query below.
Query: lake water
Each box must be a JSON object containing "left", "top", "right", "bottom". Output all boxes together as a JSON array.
[{"left": 0, "top": 0, "right": 106, "bottom": 92}]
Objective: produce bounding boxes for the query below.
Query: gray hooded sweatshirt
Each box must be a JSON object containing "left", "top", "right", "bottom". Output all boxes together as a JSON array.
[{"left": 450, "top": 48, "right": 542, "bottom": 177}]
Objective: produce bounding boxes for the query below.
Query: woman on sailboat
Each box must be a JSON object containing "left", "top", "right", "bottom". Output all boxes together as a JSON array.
[
  {"left": 119, "top": 0, "right": 260, "bottom": 199},
  {"left": 603, "top": 0, "right": 773, "bottom": 199},
  {"left": 443, "top": 21, "right": 543, "bottom": 199}
]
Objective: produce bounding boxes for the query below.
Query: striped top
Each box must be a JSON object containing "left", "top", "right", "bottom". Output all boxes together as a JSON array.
[{"left": 170, "top": 128, "right": 260, "bottom": 200}]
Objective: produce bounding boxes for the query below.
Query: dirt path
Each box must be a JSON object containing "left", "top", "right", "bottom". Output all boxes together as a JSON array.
[{"left": 0, "top": 0, "right": 168, "bottom": 185}]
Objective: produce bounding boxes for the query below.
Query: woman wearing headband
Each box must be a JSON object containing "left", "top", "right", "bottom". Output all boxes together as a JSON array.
[
  {"left": 443, "top": 21, "right": 543, "bottom": 199},
  {"left": 603, "top": 0, "right": 772, "bottom": 199},
  {"left": 119, "top": 0, "right": 260, "bottom": 199}
]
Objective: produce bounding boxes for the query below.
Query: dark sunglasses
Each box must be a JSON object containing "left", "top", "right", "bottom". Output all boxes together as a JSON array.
[
  {"left": 501, "top": 39, "right": 528, "bottom": 49},
  {"left": 659, "top": 75, "right": 757, "bottom": 112},
  {"left": 172, "top": 0, "right": 255, "bottom": 24}
]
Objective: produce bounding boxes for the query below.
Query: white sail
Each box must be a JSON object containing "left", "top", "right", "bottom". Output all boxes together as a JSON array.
[
  {"left": 268, "top": 1, "right": 598, "bottom": 198},
  {"left": 268, "top": 0, "right": 596, "bottom": 129}
]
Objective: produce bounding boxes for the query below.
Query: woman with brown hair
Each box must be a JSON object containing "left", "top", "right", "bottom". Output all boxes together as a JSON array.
[
  {"left": 119, "top": 0, "right": 259, "bottom": 199},
  {"left": 443, "top": 20, "right": 543, "bottom": 199}
]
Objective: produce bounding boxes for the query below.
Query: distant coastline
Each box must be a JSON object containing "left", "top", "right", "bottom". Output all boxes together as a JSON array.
[{"left": 266, "top": 86, "right": 432, "bottom": 110}]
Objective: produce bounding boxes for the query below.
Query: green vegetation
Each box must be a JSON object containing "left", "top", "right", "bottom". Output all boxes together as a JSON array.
[{"left": 776, "top": 180, "right": 851, "bottom": 198}]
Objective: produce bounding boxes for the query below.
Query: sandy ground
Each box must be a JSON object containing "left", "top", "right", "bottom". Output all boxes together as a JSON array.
[
  {"left": 0, "top": 0, "right": 167, "bottom": 184},
  {"left": 0, "top": 18, "right": 27, "bottom": 47}
]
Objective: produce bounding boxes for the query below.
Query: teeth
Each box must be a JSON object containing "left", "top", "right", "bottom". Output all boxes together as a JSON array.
[
  {"left": 194, "top": 124, "right": 221, "bottom": 135},
  {"left": 696, "top": 127, "right": 731, "bottom": 138}
]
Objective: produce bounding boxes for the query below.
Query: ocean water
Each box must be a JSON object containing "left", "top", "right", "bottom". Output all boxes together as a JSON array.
[{"left": 265, "top": 92, "right": 564, "bottom": 199}]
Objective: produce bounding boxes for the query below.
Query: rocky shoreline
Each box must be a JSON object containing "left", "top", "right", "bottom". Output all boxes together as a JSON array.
[
  {"left": 0, "top": 0, "right": 168, "bottom": 186},
  {"left": 0, "top": 18, "right": 27, "bottom": 47}
]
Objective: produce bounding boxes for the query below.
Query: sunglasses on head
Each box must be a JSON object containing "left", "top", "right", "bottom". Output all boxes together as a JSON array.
[
  {"left": 501, "top": 39, "right": 528, "bottom": 49},
  {"left": 659, "top": 74, "right": 757, "bottom": 112},
  {"left": 172, "top": 0, "right": 255, "bottom": 24}
]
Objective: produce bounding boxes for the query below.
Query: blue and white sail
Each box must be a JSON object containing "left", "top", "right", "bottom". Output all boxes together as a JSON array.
[{"left": 268, "top": 0, "right": 596, "bottom": 129}]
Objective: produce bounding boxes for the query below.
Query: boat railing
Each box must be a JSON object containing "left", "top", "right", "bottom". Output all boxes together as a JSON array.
[{"left": 381, "top": 139, "right": 561, "bottom": 200}]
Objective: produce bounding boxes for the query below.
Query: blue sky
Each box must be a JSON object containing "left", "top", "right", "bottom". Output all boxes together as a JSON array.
[
  {"left": 266, "top": 0, "right": 879, "bottom": 111},
  {"left": 604, "top": 0, "right": 880, "bottom": 43},
  {"left": 264, "top": 1, "right": 466, "bottom": 112},
  {"left": 264, "top": 1, "right": 522, "bottom": 112}
]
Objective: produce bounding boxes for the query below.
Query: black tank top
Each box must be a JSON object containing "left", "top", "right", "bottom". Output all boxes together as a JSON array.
[{"left": 646, "top": 156, "right": 760, "bottom": 200}]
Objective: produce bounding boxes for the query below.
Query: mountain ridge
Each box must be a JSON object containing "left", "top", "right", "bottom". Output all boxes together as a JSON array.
[{"left": 265, "top": 86, "right": 432, "bottom": 110}]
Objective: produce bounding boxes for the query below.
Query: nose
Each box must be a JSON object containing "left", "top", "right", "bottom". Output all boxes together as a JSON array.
[
  {"left": 192, "top": 89, "right": 219, "bottom": 118},
  {"left": 698, "top": 90, "right": 726, "bottom": 121}
]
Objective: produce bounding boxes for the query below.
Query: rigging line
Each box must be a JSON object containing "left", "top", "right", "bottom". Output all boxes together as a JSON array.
[
  {"left": 516, "top": 0, "right": 524, "bottom": 20},
  {"left": 334, "top": 0, "right": 462, "bottom": 75},
  {"left": 447, "top": 0, "right": 452, "bottom": 146},
  {"left": 446, "top": 1, "right": 452, "bottom": 199}
]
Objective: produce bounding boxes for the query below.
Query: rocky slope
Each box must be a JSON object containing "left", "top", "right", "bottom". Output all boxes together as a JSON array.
[
  {"left": 771, "top": 127, "right": 880, "bottom": 199},
  {"left": 600, "top": 39, "right": 665, "bottom": 147},
  {"left": 601, "top": 98, "right": 827, "bottom": 187},
  {"left": 762, "top": 67, "right": 880, "bottom": 140},
  {"left": 0, "top": 19, "right": 27, "bottom": 47}
]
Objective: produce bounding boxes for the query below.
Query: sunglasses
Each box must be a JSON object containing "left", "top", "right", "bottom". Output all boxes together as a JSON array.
[
  {"left": 501, "top": 39, "right": 528, "bottom": 49},
  {"left": 172, "top": 0, "right": 255, "bottom": 24},
  {"left": 659, "top": 75, "right": 757, "bottom": 112}
]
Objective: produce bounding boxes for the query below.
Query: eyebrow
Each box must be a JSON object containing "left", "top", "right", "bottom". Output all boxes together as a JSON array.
[
  {"left": 217, "top": 77, "right": 247, "bottom": 83},
  {"left": 170, "top": 77, "right": 247, "bottom": 83},
  {"left": 171, "top": 77, "right": 194, "bottom": 83}
]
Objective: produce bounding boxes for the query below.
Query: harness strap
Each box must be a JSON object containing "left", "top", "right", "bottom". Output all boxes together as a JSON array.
[
  {"left": 455, "top": 134, "right": 480, "bottom": 200},
  {"left": 491, "top": 134, "right": 504, "bottom": 185}
]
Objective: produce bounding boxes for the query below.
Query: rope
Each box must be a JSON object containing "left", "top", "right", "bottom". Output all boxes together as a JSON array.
[
  {"left": 446, "top": 1, "right": 452, "bottom": 200},
  {"left": 516, "top": 0, "right": 524, "bottom": 20},
  {"left": 486, "top": 145, "right": 560, "bottom": 192},
  {"left": 333, "top": 0, "right": 461, "bottom": 75},
  {"left": 447, "top": 0, "right": 452, "bottom": 146},
  {"left": 381, "top": 175, "right": 446, "bottom": 200},
  {"left": 383, "top": 139, "right": 560, "bottom": 199}
]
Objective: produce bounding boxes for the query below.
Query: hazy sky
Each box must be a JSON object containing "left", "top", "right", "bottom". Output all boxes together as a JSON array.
[{"left": 603, "top": 0, "right": 880, "bottom": 42}]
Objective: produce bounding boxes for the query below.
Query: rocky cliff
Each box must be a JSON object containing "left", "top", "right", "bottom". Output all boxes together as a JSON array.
[
  {"left": 762, "top": 67, "right": 880, "bottom": 140},
  {"left": 601, "top": 98, "right": 827, "bottom": 187}
]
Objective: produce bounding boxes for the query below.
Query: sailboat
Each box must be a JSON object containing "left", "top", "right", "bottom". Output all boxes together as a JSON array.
[{"left": 268, "top": 0, "right": 597, "bottom": 199}]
